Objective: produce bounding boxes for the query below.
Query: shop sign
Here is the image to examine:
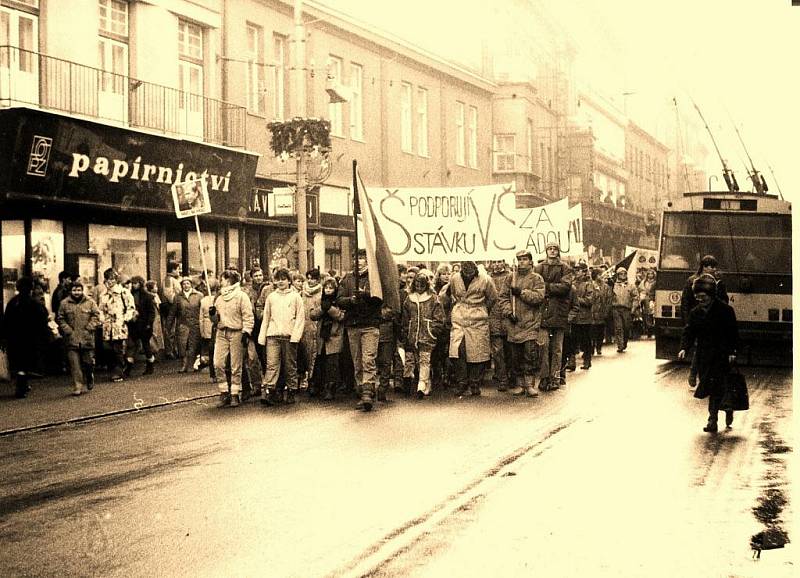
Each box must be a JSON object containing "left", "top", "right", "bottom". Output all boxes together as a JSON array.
[
  {"left": 248, "top": 186, "right": 319, "bottom": 225},
  {"left": 0, "top": 108, "right": 258, "bottom": 218}
]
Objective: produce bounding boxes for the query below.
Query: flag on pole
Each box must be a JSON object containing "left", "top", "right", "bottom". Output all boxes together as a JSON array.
[
  {"left": 614, "top": 250, "right": 637, "bottom": 272},
  {"left": 352, "top": 163, "right": 401, "bottom": 313}
]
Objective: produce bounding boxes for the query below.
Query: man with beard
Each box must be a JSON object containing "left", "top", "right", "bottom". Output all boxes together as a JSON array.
[{"left": 448, "top": 260, "right": 497, "bottom": 397}]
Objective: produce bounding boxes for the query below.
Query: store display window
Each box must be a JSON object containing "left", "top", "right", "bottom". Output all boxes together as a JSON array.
[
  {"left": 31, "top": 219, "right": 64, "bottom": 312},
  {"left": 88, "top": 224, "right": 147, "bottom": 280},
  {"left": 1, "top": 220, "right": 25, "bottom": 311},
  {"left": 188, "top": 230, "right": 216, "bottom": 279}
]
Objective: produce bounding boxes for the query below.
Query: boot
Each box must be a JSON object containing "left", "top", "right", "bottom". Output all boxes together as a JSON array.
[
  {"left": 229, "top": 394, "right": 241, "bottom": 408},
  {"left": 122, "top": 359, "right": 133, "bottom": 377},
  {"left": 356, "top": 388, "right": 373, "bottom": 411},
  {"left": 286, "top": 389, "right": 296, "bottom": 404},
  {"left": 83, "top": 364, "right": 95, "bottom": 390},
  {"left": 510, "top": 376, "right": 526, "bottom": 396},
  {"left": 14, "top": 374, "right": 30, "bottom": 398},
  {"left": 565, "top": 355, "right": 576, "bottom": 372},
  {"left": 377, "top": 387, "right": 388, "bottom": 402},
  {"left": 538, "top": 377, "right": 550, "bottom": 392},
  {"left": 72, "top": 384, "right": 82, "bottom": 396},
  {"left": 323, "top": 384, "right": 335, "bottom": 401},
  {"left": 725, "top": 411, "right": 734, "bottom": 428},
  {"left": 143, "top": 359, "right": 155, "bottom": 375},
  {"left": 524, "top": 376, "right": 538, "bottom": 397},
  {"left": 260, "top": 388, "right": 274, "bottom": 406},
  {"left": 217, "top": 392, "right": 231, "bottom": 407}
]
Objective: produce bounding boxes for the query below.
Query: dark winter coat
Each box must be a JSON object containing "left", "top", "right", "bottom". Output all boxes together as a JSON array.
[
  {"left": 1, "top": 293, "right": 50, "bottom": 374},
  {"left": 130, "top": 287, "right": 157, "bottom": 338},
  {"left": 57, "top": 294, "right": 102, "bottom": 349},
  {"left": 401, "top": 291, "right": 444, "bottom": 349},
  {"left": 336, "top": 271, "right": 383, "bottom": 328},
  {"left": 679, "top": 298, "right": 739, "bottom": 400},
  {"left": 498, "top": 268, "right": 546, "bottom": 344},
  {"left": 175, "top": 290, "right": 203, "bottom": 329},
  {"left": 535, "top": 260, "right": 574, "bottom": 329},
  {"left": 591, "top": 279, "right": 613, "bottom": 325},
  {"left": 570, "top": 277, "right": 595, "bottom": 325},
  {"left": 310, "top": 302, "right": 347, "bottom": 355}
]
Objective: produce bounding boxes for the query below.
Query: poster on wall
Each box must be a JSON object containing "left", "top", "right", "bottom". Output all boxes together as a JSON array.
[{"left": 171, "top": 176, "right": 212, "bottom": 219}]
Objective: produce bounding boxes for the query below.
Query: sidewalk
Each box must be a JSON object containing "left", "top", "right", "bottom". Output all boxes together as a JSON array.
[{"left": 0, "top": 359, "right": 220, "bottom": 435}]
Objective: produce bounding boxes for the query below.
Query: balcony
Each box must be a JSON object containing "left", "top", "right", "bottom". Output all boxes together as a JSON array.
[{"left": 0, "top": 46, "right": 246, "bottom": 148}]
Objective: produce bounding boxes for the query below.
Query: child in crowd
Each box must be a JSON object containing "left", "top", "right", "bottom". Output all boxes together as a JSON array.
[{"left": 400, "top": 273, "right": 444, "bottom": 398}]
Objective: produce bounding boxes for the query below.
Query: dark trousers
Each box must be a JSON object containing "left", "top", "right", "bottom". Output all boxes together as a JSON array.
[
  {"left": 592, "top": 324, "right": 606, "bottom": 354},
  {"left": 510, "top": 339, "right": 540, "bottom": 378},
  {"left": 105, "top": 339, "right": 126, "bottom": 379},
  {"left": 612, "top": 307, "right": 632, "bottom": 351},
  {"left": 572, "top": 324, "right": 593, "bottom": 367},
  {"left": 455, "top": 341, "right": 484, "bottom": 393},
  {"left": 490, "top": 334, "right": 514, "bottom": 386},
  {"left": 377, "top": 340, "right": 395, "bottom": 391}
]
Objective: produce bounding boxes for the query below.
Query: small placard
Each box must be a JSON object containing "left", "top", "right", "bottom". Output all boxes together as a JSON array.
[{"left": 172, "top": 176, "right": 212, "bottom": 219}]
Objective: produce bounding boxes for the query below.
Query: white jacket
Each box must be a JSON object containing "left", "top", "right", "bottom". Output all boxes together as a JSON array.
[{"left": 258, "top": 288, "right": 305, "bottom": 344}]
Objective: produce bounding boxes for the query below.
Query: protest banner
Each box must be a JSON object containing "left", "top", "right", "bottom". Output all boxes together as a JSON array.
[
  {"left": 366, "top": 183, "right": 518, "bottom": 260},
  {"left": 171, "top": 176, "right": 212, "bottom": 294},
  {"left": 511, "top": 200, "right": 584, "bottom": 260},
  {"left": 625, "top": 245, "right": 659, "bottom": 280}
]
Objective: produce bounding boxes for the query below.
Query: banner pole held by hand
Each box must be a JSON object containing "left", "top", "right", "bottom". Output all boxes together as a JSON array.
[{"left": 194, "top": 214, "right": 210, "bottom": 296}]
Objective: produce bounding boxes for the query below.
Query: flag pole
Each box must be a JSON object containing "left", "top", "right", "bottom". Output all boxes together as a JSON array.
[
  {"left": 194, "top": 214, "right": 210, "bottom": 296},
  {"left": 352, "top": 159, "right": 359, "bottom": 283}
]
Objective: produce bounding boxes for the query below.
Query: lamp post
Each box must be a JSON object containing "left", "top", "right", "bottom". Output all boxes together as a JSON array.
[
  {"left": 293, "top": 0, "right": 309, "bottom": 273},
  {"left": 708, "top": 174, "right": 718, "bottom": 192}
]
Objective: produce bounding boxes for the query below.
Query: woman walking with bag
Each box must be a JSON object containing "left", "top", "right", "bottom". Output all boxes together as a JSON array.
[{"left": 678, "top": 274, "right": 739, "bottom": 433}]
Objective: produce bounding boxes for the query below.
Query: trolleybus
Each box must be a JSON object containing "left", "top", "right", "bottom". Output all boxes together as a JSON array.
[{"left": 654, "top": 191, "right": 792, "bottom": 366}]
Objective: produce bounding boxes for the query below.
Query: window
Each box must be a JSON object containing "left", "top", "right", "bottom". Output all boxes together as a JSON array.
[
  {"left": 99, "top": 0, "right": 127, "bottom": 37},
  {"left": 98, "top": 37, "right": 127, "bottom": 94},
  {"left": 89, "top": 224, "right": 146, "bottom": 281},
  {"left": 417, "top": 87, "right": 428, "bottom": 156},
  {"left": 350, "top": 63, "right": 363, "bottom": 140},
  {"left": 178, "top": 20, "right": 203, "bottom": 62},
  {"left": 400, "top": 82, "right": 412, "bottom": 153},
  {"left": 527, "top": 119, "right": 534, "bottom": 173},
  {"left": 273, "top": 34, "right": 287, "bottom": 119},
  {"left": 188, "top": 231, "right": 216, "bottom": 277},
  {"left": 493, "top": 134, "right": 515, "bottom": 172},
  {"left": 455, "top": 101, "right": 465, "bottom": 166},
  {"left": 245, "top": 23, "right": 264, "bottom": 114},
  {"left": 227, "top": 227, "right": 240, "bottom": 271},
  {"left": 327, "top": 56, "right": 343, "bottom": 137},
  {"left": 468, "top": 105, "right": 478, "bottom": 168},
  {"left": 1, "top": 220, "right": 25, "bottom": 311}
]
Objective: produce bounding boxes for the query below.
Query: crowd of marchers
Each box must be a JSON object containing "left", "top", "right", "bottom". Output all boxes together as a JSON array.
[{"left": 0, "top": 239, "right": 662, "bottom": 413}]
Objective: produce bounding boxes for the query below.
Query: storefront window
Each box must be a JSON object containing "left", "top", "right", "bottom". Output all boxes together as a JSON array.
[
  {"left": 268, "top": 230, "right": 291, "bottom": 271},
  {"left": 31, "top": 219, "right": 64, "bottom": 312},
  {"left": 1, "top": 220, "right": 25, "bottom": 311},
  {"left": 227, "top": 227, "right": 239, "bottom": 271},
  {"left": 188, "top": 231, "right": 216, "bottom": 279},
  {"left": 88, "top": 224, "right": 147, "bottom": 280}
]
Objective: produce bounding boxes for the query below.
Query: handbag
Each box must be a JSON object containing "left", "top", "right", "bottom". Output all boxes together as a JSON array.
[
  {"left": 0, "top": 348, "right": 10, "bottom": 382},
  {"left": 720, "top": 366, "right": 749, "bottom": 412}
]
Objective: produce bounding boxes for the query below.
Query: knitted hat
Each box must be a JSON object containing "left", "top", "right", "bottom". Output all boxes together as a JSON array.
[
  {"left": 616, "top": 267, "right": 627, "bottom": 275},
  {"left": 515, "top": 249, "right": 533, "bottom": 260},
  {"left": 545, "top": 241, "right": 560, "bottom": 251},
  {"left": 692, "top": 274, "right": 716, "bottom": 296}
]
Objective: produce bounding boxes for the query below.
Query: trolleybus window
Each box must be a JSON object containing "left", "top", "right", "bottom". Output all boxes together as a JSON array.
[{"left": 661, "top": 213, "right": 791, "bottom": 273}]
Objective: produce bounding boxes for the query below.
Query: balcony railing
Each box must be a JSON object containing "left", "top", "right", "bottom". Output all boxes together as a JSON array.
[{"left": 0, "top": 46, "right": 246, "bottom": 147}]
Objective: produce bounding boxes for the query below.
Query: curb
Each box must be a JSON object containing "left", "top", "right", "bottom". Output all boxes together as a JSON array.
[{"left": 0, "top": 393, "right": 218, "bottom": 438}]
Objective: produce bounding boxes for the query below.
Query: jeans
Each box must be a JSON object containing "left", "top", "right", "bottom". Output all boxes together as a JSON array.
[
  {"left": 347, "top": 326, "right": 380, "bottom": 395},
  {"left": 104, "top": 339, "right": 126, "bottom": 379},
  {"left": 214, "top": 328, "right": 244, "bottom": 395},
  {"left": 405, "top": 344, "right": 433, "bottom": 394},
  {"left": 572, "top": 324, "right": 593, "bottom": 366},
  {"left": 66, "top": 347, "right": 95, "bottom": 388},
  {"left": 538, "top": 328, "right": 565, "bottom": 381},
  {"left": 511, "top": 339, "right": 540, "bottom": 378},
  {"left": 264, "top": 336, "right": 298, "bottom": 390},
  {"left": 456, "top": 340, "right": 484, "bottom": 393},
  {"left": 377, "top": 340, "right": 395, "bottom": 391},
  {"left": 592, "top": 324, "right": 606, "bottom": 354}
]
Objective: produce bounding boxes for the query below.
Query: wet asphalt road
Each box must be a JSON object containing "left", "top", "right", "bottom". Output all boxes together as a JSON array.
[{"left": 0, "top": 340, "right": 793, "bottom": 577}]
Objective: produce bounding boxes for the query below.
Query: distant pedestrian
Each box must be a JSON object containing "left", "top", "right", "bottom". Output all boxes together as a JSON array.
[
  {"left": 535, "top": 241, "right": 574, "bottom": 390},
  {"left": 611, "top": 267, "right": 639, "bottom": 353},
  {"left": 127, "top": 276, "right": 157, "bottom": 375},
  {"left": 161, "top": 261, "right": 183, "bottom": 359},
  {"left": 99, "top": 268, "right": 136, "bottom": 382},
  {"left": 1, "top": 277, "right": 50, "bottom": 398},
  {"left": 569, "top": 262, "right": 595, "bottom": 370},
  {"left": 211, "top": 269, "right": 254, "bottom": 408},
  {"left": 309, "top": 277, "right": 347, "bottom": 401},
  {"left": 678, "top": 274, "right": 739, "bottom": 433},
  {"left": 400, "top": 273, "right": 444, "bottom": 398},
  {"left": 448, "top": 260, "right": 497, "bottom": 397},
  {"left": 258, "top": 268, "right": 305, "bottom": 405},
  {"left": 299, "top": 268, "right": 323, "bottom": 393},
  {"left": 590, "top": 268, "right": 613, "bottom": 356},
  {"left": 145, "top": 280, "right": 165, "bottom": 356},
  {"left": 56, "top": 281, "right": 101, "bottom": 395},
  {"left": 488, "top": 260, "right": 514, "bottom": 392},
  {"left": 199, "top": 277, "right": 218, "bottom": 381},
  {"left": 499, "top": 250, "right": 545, "bottom": 397},
  {"left": 175, "top": 277, "right": 203, "bottom": 373}
]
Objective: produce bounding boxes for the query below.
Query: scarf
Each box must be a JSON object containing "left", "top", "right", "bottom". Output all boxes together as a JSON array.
[
  {"left": 220, "top": 282, "right": 240, "bottom": 301},
  {"left": 302, "top": 281, "right": 322, "bottom": 298}
]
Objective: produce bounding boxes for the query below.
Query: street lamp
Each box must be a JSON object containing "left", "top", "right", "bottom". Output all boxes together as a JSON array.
[{"left": 708, "top": 174, "right": 718, "bottom": 192}]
